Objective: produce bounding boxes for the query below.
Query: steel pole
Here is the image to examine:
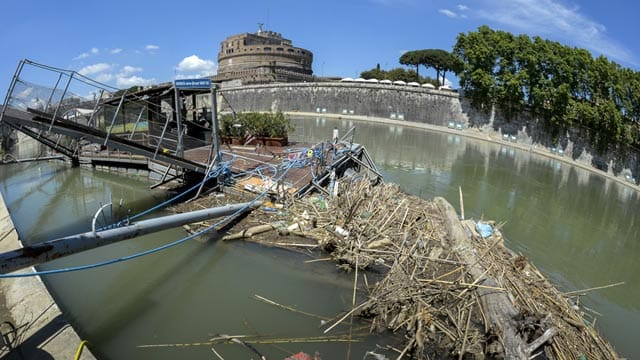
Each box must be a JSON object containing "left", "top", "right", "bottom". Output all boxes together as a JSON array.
[
  {"left": 210, "top": 83, "right": 221, "bottom": 162},
  {"left": 0, "top": 59, "right": 26, "bottom": 125},
  {"left": 0, "top": 201, "right": 259, "bottom": 274},
  {"left": 49, "top": 72, "right": 73, "bottom": 132},
  {"left": 174, "top": 86, "right": 183, "bottom": 157},
  {"left": 103, "top": 90, "right": 127, "bottom": 146}
]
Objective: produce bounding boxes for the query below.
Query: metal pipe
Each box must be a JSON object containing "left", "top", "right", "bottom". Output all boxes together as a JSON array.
[
  {"left": 128, "top": 107, "right": 145, "bottom": 140},
  {"left": 49, "top": 72, "right": 73, "bottom": 132},
  {"left": 174, "top": 86, "right": 184, "bottom": 157},
  {"left": 103, "top": 90, "right": 127, "bottom": 146},
  {"left": 153, "top": 113, "right": 171, "bottom": 159},
  {"left": 44, "top": 72, "right": 64, "bottom": 113},
  {"left": 0, "top": 59, "right": 26, "bottom": 124},
  {"left": 193, "top": 153, "right": 218, "bottom": 200},
  {"left": 87, "top": 89, "right": 104, "bottom": 127},
  {"left": 346, "top": 152, "right": 383, "bottom": 179},
  {"left": 0, "top": 201, "right": 259, "bottom": 274},
  {"left": 210, "top": 84, "right": 221, "bottom": 163}
]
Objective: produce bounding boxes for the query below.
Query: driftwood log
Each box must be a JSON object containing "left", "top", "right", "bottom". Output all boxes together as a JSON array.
[
  {"left": 435, "top": 196, "right": 554, "bottom": 359},
  {"left": 172, "top": 181, "right": 618, "bottom": 359}
]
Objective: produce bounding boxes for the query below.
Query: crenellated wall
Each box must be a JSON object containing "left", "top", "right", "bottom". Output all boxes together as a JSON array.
[{"left": 219, "top": 82, "right": 639, "bottom": 184}]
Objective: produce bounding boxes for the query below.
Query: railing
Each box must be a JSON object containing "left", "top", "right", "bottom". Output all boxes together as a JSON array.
[{"left": 0, "top": 60, "right": 179, "bottom": 160}]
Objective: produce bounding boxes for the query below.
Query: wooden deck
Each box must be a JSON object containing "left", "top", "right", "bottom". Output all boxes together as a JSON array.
[{"left": 184, "top": 141, "right": 370, "bottom": 196}]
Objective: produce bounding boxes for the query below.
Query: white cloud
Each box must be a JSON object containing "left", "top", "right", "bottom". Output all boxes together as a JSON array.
[
  {"left": 73, "top": 47, "right": 100, "bottom": 61},
  {"left": 110, "top": 48, "right": 123, "bottom": 54},
  {"left": 439, "top": 9, "right": 458, "bottom": 18},
  {"left": 116, "top": 75, "right": 156, "bottom": 88},
  {"left": 95, "top": 73, "right": 114, "bottom": 83},
  {"left": 457, "top": 4, "right": 469, "bottom": 11},
  {"left": 474, "top": 0, "right": 637, "bottom": 66},
  {"left": 119, "top": 65, "right": 143, "bottom": 76},
  {"left": 78, "top": 63, "right": 111, "bottom": 75},
  {"left": 145, "top": 44, "right": 160, "bottom": 52},
  {"left": 175, "top": 55, "right": 216, "bottom": 77},
  {"left": 73, "top": 52, "right": 90, "bottom": 60},
  {"left": 112, "top": 65, "right": 154, "bottom": 88}
]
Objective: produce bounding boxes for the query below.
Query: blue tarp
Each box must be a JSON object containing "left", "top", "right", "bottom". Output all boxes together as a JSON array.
[{"left": 475, "top": 222, "right": 494, "bottom": 238}]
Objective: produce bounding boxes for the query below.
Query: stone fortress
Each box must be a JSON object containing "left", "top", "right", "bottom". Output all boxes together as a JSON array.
[
  {"left": 208, "top": 26, "right": 638, "bottom": 185},
  {"left": 212, "top": 24, "right": 314, "bottom": 85}
]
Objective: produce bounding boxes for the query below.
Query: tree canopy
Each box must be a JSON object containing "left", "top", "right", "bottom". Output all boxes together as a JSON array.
[
  {"left": 399, "top": 51, "right": 421, "bottom": 80},
  {"left": 399, "top": 49, "right": 463, "bottom": 86},
  {"left": 360, "top": 66, "right": 438, "bottom": 84},
  {"left": 453, "top": 25, "right": 640, "bottom": 151}
]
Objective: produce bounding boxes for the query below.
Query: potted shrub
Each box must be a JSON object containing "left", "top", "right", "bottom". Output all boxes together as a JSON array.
[{"left": 218, "top": 111, "right": 293, "bottom": 146}]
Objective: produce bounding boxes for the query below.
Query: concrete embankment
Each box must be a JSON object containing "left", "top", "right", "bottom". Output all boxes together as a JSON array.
[
  {"left": 286, "top": 111, "right": 640, "bottom": 193},
  {"left": 0, "top": 192, "right": 95, "bottom": 359},
  {"left": 220, "top": 82, "right": 639, "bottom": 187}
]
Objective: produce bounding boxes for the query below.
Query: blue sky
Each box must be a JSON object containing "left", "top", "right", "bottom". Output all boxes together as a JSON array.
[{"left": 1, "top": 0, "right": 639, "bottom": 97}]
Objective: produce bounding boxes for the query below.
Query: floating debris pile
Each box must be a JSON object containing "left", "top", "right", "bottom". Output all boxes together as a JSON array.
[{"left": 172, "top": 180, "right": 619, "bottom": 359}]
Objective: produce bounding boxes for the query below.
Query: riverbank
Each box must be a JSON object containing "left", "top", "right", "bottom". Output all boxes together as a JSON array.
[
  {"left": 0, "top": 191, "right": 95, "bottom": 359},
  {"left": 287, "top": 111, "right": 640, "bottom": 194}
]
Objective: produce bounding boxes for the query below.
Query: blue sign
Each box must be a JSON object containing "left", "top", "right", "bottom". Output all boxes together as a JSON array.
[{"left": 174, "top": 78, "right": 211, "bottom": 89}]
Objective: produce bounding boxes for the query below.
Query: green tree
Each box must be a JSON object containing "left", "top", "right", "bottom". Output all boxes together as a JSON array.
[
  {"left": 453, "top": 26, "right": 501, "bottom": 111},
  {"left": 400, "top": 49, "right": 464, "bottom": 86},
  {"left": 420, "top": 49, "right": 451, "bottom": 86},
  {"left": 360, "top": 67, "right": 437, "bottom": 84},
  {"left": 360, "top": 67, "right": 386, "bottom": 80},
  {"left": 400, "top": 51, "right": 421, "bottom": 81},
  {"left": 454, "top": 25, "right": 640, "bottom": 151}
]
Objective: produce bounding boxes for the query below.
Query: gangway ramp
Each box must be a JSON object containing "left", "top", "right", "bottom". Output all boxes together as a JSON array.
[{"left": 1, "top": 106, "right": 208, "bottom": 173}]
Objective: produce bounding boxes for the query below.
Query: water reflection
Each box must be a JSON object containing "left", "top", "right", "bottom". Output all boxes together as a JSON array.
[
  {"left": 0, "top": 162, "right": 396, "bottom": 360},
  {"left": 3, "top": 115, "right": 639, "bottom": 358},
  {"left": 292, "top": 116, "right": 640, "bottom": 358}
]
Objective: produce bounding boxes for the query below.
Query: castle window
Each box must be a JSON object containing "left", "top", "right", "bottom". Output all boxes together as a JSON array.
[
  {"left": 276, "top": 47, "right": 284, "bottom": 51},
  {"left": 264, "top": 47, "right": 272, "bottom": 51},
  {"left": 287, "top": 49, "right": 294, "bottom": 53}
]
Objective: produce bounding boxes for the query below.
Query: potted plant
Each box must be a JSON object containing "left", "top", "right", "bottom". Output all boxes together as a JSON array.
[{"left": 219, "top": 111, "right": 293, "bottom": 146}]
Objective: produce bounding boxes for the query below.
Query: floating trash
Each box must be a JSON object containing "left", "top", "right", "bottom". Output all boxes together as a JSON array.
[{"left": 475, "top": 221, "right": 494, "bottom": 238}]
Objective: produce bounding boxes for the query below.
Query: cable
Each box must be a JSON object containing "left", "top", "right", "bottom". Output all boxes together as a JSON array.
[
  {"left": 0, "top": 159, "right": 300, "bottom": 278},
  {"left": 99, "top": 157, "right": 235, "bottom": 230}
]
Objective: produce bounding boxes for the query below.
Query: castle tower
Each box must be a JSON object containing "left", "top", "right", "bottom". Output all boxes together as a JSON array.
[{"left": 213, "top": 26, "right": 314, "bottom": 84}]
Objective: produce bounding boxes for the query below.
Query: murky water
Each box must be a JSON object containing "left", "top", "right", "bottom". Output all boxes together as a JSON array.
[
  {"left": 293, "top": 116, "right": 640, "bottom": 358},
  {"left": 2, "top": 115, "right": 639, "bottom": 358},
  {"left": 0, "top": 163, "right": 393, "bottom": 359}
]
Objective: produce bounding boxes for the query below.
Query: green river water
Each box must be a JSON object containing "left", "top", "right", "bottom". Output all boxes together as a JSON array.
[{"left": 1, "top": 115, "right": 638, "bottom": 358}]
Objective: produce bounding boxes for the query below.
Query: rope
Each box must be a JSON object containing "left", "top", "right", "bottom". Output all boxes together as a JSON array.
[
  {"left": 0, "top": 138, "right": 347, "bottom": 278},
  {"left": 73, "top": 340, "right": 90, "bottom": 360},
  {"left": 99, "top": 158, "right": 235, "bottom": 230},
  {"left": 0, "top": 160, "right": 299, "bottom": 278}
]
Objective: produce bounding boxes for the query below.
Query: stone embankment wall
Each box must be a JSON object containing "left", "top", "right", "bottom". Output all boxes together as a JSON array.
[
  {"left": 0, "top": 192, "right": 95, "bottom": 359},
  {"left": 219, "top": 82, "right": 639, "bottom": 183}
]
